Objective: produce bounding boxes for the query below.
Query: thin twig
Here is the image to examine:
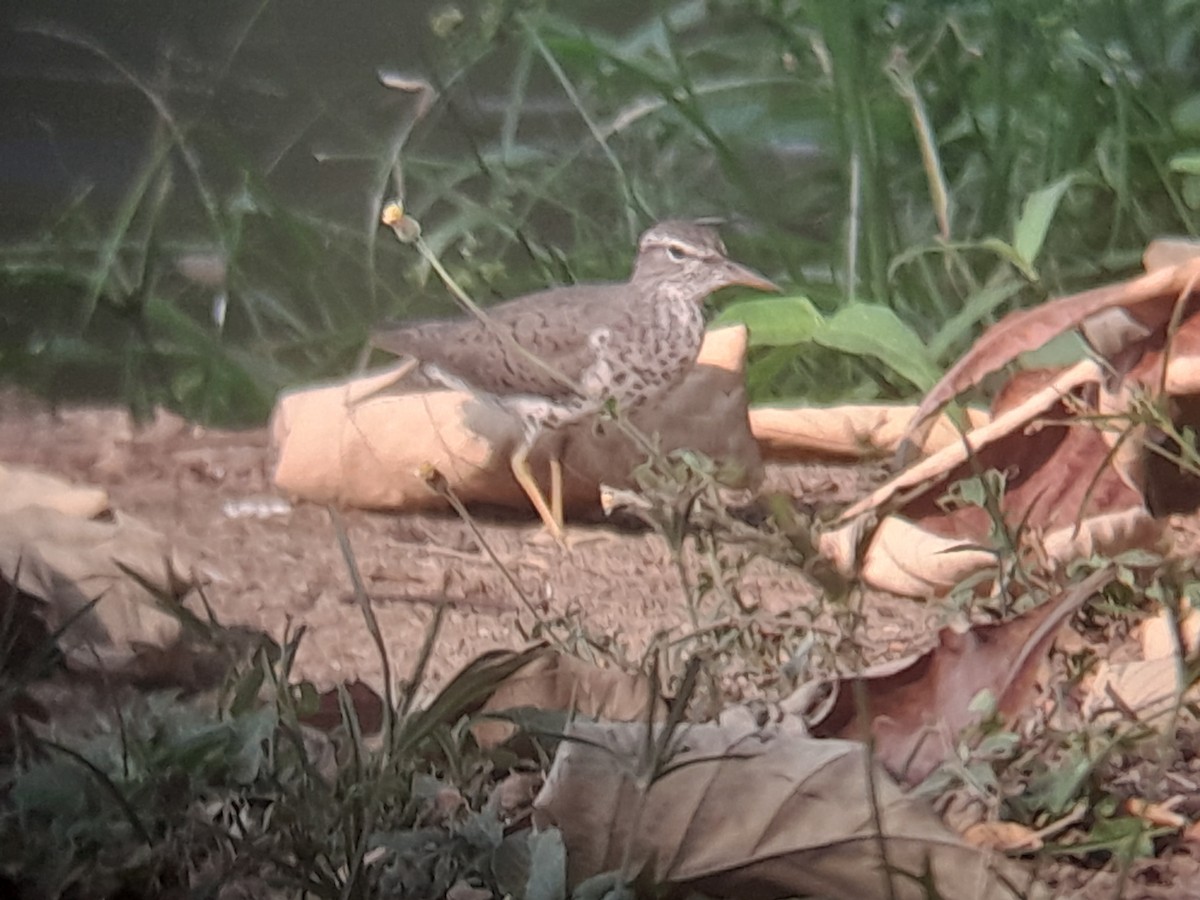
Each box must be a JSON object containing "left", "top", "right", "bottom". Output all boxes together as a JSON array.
[
  {"left": 421, "top": 470, "right": 541, "bottom": 641},
  {"left": 329, "top": 508, "right": 396, "bottom": 755}
]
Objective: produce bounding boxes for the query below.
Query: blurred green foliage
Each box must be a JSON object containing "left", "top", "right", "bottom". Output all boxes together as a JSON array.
[{"left": 3, "top": 0, "right": 1200, "bottom": 422}]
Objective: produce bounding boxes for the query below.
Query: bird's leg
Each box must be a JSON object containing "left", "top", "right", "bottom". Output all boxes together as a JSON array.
[
  {"left": 550, "top": 455, "right": 564, "bottom": 532},
  {"left": 510, "top": 442, "right": 565, "bottom": 542}
]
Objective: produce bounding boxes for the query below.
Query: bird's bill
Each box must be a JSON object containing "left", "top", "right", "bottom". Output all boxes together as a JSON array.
[{"left": 721, "top": 260, "right": 780, "bottom": 293}]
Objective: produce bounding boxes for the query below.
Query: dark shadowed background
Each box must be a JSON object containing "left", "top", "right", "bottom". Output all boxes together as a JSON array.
[{"left": 2, "top": 0, "right": 1198, "bottom": 422}]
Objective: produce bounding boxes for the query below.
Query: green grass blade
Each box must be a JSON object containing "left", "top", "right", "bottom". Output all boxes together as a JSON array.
[
  {"left": 1013, "top": 174, "right": 1077, "bottom": 271},
  {"left": 814, "top": 303, "right": 941, "bottom": 391}
]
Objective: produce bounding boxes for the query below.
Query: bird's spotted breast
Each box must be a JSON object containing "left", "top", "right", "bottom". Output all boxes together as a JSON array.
[{"left": 590, "top": 293, "right": 706, "bottom": 410}]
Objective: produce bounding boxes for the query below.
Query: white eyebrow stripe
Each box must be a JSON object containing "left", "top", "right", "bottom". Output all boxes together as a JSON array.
[{"left": 647, "top": 237, "right": 704, "bottom": 255}]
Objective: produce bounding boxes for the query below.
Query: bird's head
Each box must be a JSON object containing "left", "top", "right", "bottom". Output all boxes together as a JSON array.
[{"left": 632, "top": 219, "right": 778, "bottom": 299}]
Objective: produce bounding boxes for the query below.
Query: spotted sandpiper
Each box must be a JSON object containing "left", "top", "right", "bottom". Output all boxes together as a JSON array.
[{"left": 374, "top": 216, "right": 778, "bottom": 540}]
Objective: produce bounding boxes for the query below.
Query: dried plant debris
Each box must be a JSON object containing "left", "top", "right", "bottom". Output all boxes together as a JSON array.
[
  {"left": 533, "top": 717, "right": 1036, "bottom": 900},
  {"left": 825, "top": 247, "right": 1200, "bottom": 593},
  {"left": 900, "top": 254, "right": 1200, "bottom": 455},
  {"left": 475, "top": 647, "right": 665, "bottom": 749},
  {"left": 0, "top": 466, "right": 196, "bottom": 671},
  {"left": 803, "top": 568, "right": 1116, "bottom": 785}
]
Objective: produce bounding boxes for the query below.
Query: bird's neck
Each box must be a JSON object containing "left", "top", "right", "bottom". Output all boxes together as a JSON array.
[
  {"left": 646, "top": 283, "right": 706, "bottom": 341},
  {"left": 633, "top": 274, "right": 705, "bottom": 307}
]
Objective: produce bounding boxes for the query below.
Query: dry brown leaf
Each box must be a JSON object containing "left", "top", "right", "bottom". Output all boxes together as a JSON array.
[
  {"left": 533, "top": 718, "right": 1033, "bottom": 900},
  {"left": 1140, "top": 602, "right": 1200, "bottom": 660},
  {"left": 0, "top": 464, "right": 110, "bottom": 518},
  {"left": 445, "top": 880, "right": 492, "bottom": 900},
  {"left": 1125, "top": 307, "right": 1200, "bottom": 395},
  {"left": 962, "top": 821, "right": 1044, "bottom": 852},
  {"left": 1039, "top": 508, "right": 1160, "bottom": 565},
  {"left": 272, "top": 326, "right": 761, "bottom": 515},
  {"left": 1144, "top": 238, "right": 1200, "bottom": 272},
  {"left": 748, "top": 404, "right": 991, "bottom": 460},
  {"left": 838, "top": 361, "right": 1101, "bottom": 527},
  {"left": 901, "top": 257, "right": 1200, "bottom": 454},
  {"left": 489, "top": 770, "right": 542, "bottom": 820},
  {"left": 824, "top": 358, "right": 1160, "bottom": 594},
  {"left": 0, "top": 505, "right": 195, "bottom": 668},
  {"left": 1081, "top": 658, "right": 1196, "bottom": 725},
  {"left": 808, "top": 569, "right": 1114, "bottom": 784},
  {"left": 1125, "top": 797, "right": 1187, "bottom": 829},
  {"left": 819, "top": 515, "right": 996, "bottom": 597},
  {"left": 898, "top": 395, "right": 1143, "bottom": 541},
  {"left": 299, "top": 680, "right": 385, "bottom": 734},
  {"left": 474, "top": 649, "right": 665, "bottom": 749}
]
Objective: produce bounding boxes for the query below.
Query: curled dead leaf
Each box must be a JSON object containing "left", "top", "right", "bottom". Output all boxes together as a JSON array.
[
  {"left": 272, "top": 327, "right": 761, "bottom": 516},
  {"left": 474, "top": 649, "right": 665, "bottom": 749},
  {"left": 962, "top": 821, "right": 1044, "bottom": 852},
  {"left": 806, "top": 569, "right": 1115, "bottom": 785},
  {"left": 900, "top": 257, "right": 1200, "bottom": 453},
  {"left": 1125, "top": 797, "right": 1187, "bottom": 829},
  {"left": 0, "top": 503, "right": 196, "bottom": 670},
  {"left": 533, "top": 718, "right": 1034, "bottom": 900}
]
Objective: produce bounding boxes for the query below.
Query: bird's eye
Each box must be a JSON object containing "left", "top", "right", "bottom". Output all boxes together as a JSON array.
[{"left": 666, "top": 244, "right": 687, "bottom": 261}]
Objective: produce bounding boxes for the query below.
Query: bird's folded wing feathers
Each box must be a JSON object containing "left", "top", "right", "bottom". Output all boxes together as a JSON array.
[{"left": 371, "top": 284, "right": 632, "bottom": 400}]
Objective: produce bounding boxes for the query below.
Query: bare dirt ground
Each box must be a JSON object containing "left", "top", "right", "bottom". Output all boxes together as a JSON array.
[
  {"left": 0, "top": 389, "right": 923, "bottom": 695},
  {"left": 8, "top": 389, "right": 1200, "bottom": 897}
]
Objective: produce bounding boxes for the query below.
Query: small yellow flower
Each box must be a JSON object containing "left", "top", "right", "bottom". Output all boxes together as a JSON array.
[
  {"left": 381, "top": 200, "right": 422, "bottom": 242},
  {"left": 381, "top": 201, "right": 405, "bottom": 226}
]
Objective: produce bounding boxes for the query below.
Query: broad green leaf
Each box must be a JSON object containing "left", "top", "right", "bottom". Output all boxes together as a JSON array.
[
  {"left": 743, "top": 344, "right": 801, "bottom": 398},
  {"left": 1070, "top": 816, "right": 1158, "bottom": 859},
  {"left": 1171, "top": 94, "right": 1200, "bottom": 136},
  {"left": 814, "top": 303, "right": 940, "bottom": 391},
  {"left": 1169, "top": 151, "right": 1200, "bottom": 175},
  {"left": 713, "top": 295, "right": 823, "bottom": 347},
  {"left": 524, "top": 827, "right": 567, "bottom": 900},
  {"left": 1184, "top": 174, "right": 1200, "bottom": 210},
  {"left": 1013, "top": 175, "right": 1076, "bottom": 270}
]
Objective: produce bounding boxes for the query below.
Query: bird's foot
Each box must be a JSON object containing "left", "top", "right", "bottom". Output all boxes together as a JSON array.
[{"left": 524, "top": 525, "right": 612, "bottom": 553}]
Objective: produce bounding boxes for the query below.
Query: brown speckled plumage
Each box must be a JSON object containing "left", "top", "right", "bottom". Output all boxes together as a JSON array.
[
  {"left": 373, "top": 221, "right": 774, "bottom": 432},
  {"left": 371, "top": 219, "right": 777, "bottom": 536}
]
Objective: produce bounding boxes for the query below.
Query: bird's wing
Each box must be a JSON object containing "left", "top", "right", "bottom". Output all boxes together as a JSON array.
[{"left": 371, "top": 284, "right": 631, "bottom": 400}]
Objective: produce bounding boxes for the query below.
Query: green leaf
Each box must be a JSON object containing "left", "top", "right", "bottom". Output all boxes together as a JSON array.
[
  {"left": 887, "top": 238, "right": 1036, "bottom": 282},
  {"left": 227, "top": 707, "right": 277, "bottom": 783},
  {"left": 1171, "top": 94, "right": 1200, "bottom": 136},
  {"left": 975, "top": 238, "right": 1038, "bottom": 280},
  {"left": 713, "top": 295, "right": 824, "bottom": 347},
  {"left": 1039, "top": 747, "right": 1096, "bottom": 815},
  {"left": 524, "top": 827, "right": 567, "bottom": 900},
  {"left": 1168, "top": 151, "right": 1200, "bottom": 175},
  {"left": 1183, "top": 174, "right": 1200, "bottom": 210},
  {"left": 814, "top": 303, "right": 941, "bottom": 390},
  {"left": 966, "top": 689, "right": 997, "bottom": 716},
  {"left": 10, "top": 760, "right": 95, "bottom": 817},
  {"left": 229, "top": 663, "right": 266, "bottom": 717},
  {"left": 1069, "top": 816, "right": 1158, "bottom": 858},
  {"left": 928, "top": 280, "right": 1026, "bottom": 360},
  {"left": 1013, "top": 175, "right": 1076, "bottom": 270}
]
